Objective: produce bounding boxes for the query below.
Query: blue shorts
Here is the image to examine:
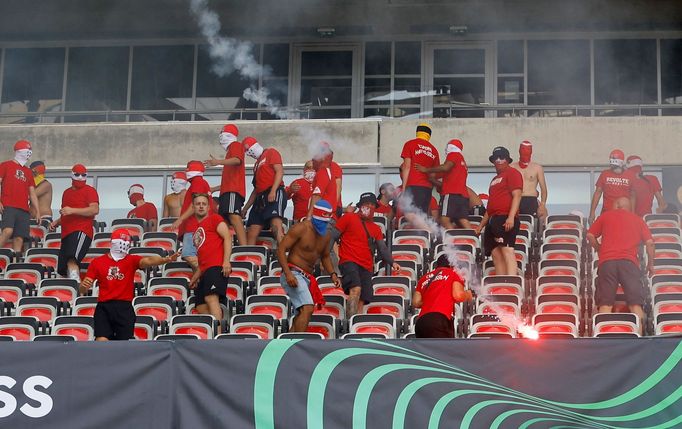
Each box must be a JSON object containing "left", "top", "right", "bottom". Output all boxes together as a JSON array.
[
  {"left": 280, "top": 271, "right": 314, "bottom": 314},
  {"left": 182, "top": 233, "right": 197, "bottom": 257}
]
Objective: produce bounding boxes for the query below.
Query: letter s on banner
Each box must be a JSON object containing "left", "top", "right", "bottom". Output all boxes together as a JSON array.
[
  {"left": 20, "top": 376, "right": 53, "bottom": 418},
  {"left": 0, "top": 376, "right": 18, "bottom": 418}
]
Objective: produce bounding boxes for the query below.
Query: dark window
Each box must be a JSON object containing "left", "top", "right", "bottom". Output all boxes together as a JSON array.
[
  {"left": 497, "top": 40, "right": 524, "bottom": 74},
  {"left": 395, "top": 42, "right": 421, "bottom": 75},
  {"left": 661, "top": 39, "right": 682, "bottom": 108},
  {"left": 528, "top": 40, "right": 590, "bottom": 106},
  {"left": 594, "top": 39, "right": 657, "bottom": 105},
  {"left": 365, "top": 42, "right": 391, "bottom": 75}
]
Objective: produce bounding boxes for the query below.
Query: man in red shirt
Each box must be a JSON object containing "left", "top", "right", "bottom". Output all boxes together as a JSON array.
[
  {"left": 626, "top": 155, "right": 668, "bottom": 217},
  {"left": 188, "top": 193, "right": 232, "bottom": 330},
  {"left": 0, "top": 140, "right": 41, "bottom": 255},
  {"left": 400, "top": 123, "right": 440, "bottom": 215},
  {"left": 81, "top": 229, "right": 180, "bottom": 340},
  {"left": 475, "top": 147, "right": 523, "bottom": 275},
  {"left": 413, "top": 254, "right": 472, "bottom": 338},
  {"left": 50, "top": 164, "right": 100, "bottom": 280},
  {"left": 375, "top": 182, "right": 396, "bottom": 221},
  {"left": 172, "top": 161, "right": 213, "bottom": 270},
  {"left": 309, "top": 142, "right": 338, "bottom": 219},
  {"left": 126, "top": 184, "right": 158, "bottom": 232},
  {"left": 587, "top": 197, "right": 654, "bottom": 334},
  {"left": 333, "top": 192, "right": 400, "bottom": 317},
  {"left": 205, "top": 124, "right": 248, "bottom": 246},
  {"left": 242, "top": 136, "right": 287, "bottom": 244},
  {"left": 589, "top": 149, "right": 635, "bottom": 224},
  {"left": 416, "top": 138, "right": 471, "bottom": 230},
  {"left": 287, "top": 161, "right": 315, "bottom": 222}
]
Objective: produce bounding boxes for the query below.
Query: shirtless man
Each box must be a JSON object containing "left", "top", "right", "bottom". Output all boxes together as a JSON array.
[
  {"left": 511, "top": 140, "right": 547, "bottom": 221},
  {"left": 30, "top": 161, "right": 53, "bottom": 228},
  {"left": 163, "top": 172, "right": 188, "bottom": 218},
  {"left": 467, "top": 186, "right": 486, "bottom": 216},
  {"left": 277, "top": 199, "right": 341, "bottom": 332}
]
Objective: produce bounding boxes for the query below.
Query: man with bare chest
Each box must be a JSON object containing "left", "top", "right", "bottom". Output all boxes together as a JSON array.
[
  {"left": 163, "top": 172, "right": 188, "bottom": 218},
  {"left": 511, "top": 140, "right": 548, "bottom": 220},
  {"left": 30, "top": 161, "right": 53, "bottom": 228},
  {"left": 277, "top": 199, "right": 341, "bottom": 332}
]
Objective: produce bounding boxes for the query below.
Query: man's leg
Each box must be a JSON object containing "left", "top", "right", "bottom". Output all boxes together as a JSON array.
[
  {"left": 500, "top": 246, "right": 517, "bottom": 275},
  {"left": 347, "top": 286, "right": 362, "bottom": 318},
  {"left": 490, "top": 247, "right": 506, "bottom": 275},
  {"left": 597, "top": 305, "right": 613, "bottom": 314},
  {"left": 270, "top": 218, "right": 285, "bottom": 243},
  {"left": 629, "top": 304, "right": 646, "bottom": 335},
  {"left": 456, "top": 218, "right": 472, "bottom": 229},
  {"left": 203, "top": 295, "right": 223, "bottom": 334},
  {"left": 181, "top": 233, "right": 199, "bottom": 270},
  {"left": 291, "top": 305, "right": 314, "bottom": 332},
  {"left": 227, "top": 213, "right": 247, "bottom": 246},
  {"left": 246, "top": 224, "right": 263, "bottom": 245},
  {"left": 12, "top": 236, "right": 24, "bottom": 255},
  {"left": 439, "top": 216, "right": 454, "bottom": 230},
  {"left": 0, "top": 227, "right": 13, "bottom": 249},
  {"left": 66, "top": 259, "right": 81, "bottom": 281}
]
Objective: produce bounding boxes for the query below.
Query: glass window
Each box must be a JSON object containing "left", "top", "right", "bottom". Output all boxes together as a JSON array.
[
  {"left": 302, "top": 51, "right": 352, "bottom": 76},
  {"left": 196, "top": 44, "right": 259, "bottom": 121},
  {"left": 65, "top": 47, "right": 129, "bottom": 122},
  {"left": 498, "top": 77, "right": 524, "bottom": 103},
  {"left": 365, "top": 42, "right": 391, "bottom": 75},
  {"left": 528, "top": 40, "right": 590, "bottom": 106},
  {"left": 497, "top": 41, "right": 524, "bottom": 74},
  {"left": 95, "top": 176, "right": 164, "bottom": 227},
  {"left": 434, "top": 49, "right": 485, "bottom": 75},
  {"left": 395, "top": 42, "right": 421, "bottom": 75},
  {"left": 301, "top": 50, "right": 353, "bottom": 119},
  {"left": 661, "top": 39, "right": 682, "bottom": 110},
  {"left": 341, "top": 174, "right": 377, "bottom": 207},
  {"left": 1, "top": 48, "right": 65, "bottom": 122},
  {"left": 364, "top": 78, "right": 391, "bottom": 105},
  {"left": 544, "top": 172, "right": 591, "bottom": 215},
  {"left": 594, "top": 39, "right": 657, "bottom": 105},
  {"left": 262, "top": 43, "right": 289, "bottom": 77},
  {"left": 130, "top": 45, "right": 194, "bottom": 120}
]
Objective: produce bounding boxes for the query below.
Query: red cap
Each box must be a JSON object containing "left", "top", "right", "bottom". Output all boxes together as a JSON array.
[
  {"left": 448, "top": 139, "right": 463, "bottom": 151},
  {"left": 186, "top": 160, "right": 205, "bottom": 173},
  {"left": 221, "top": 124, "right": 239, "bottom": 136},
  {"left": 172, "top": 171, "right": 187, "bottom": 180},
  {"left": 111, "top": 228, "right": 132, "bottom": 242},
  {"left": 72, "top": 164, "right": 87, "bottom": 174},
  {"left": 609, "top": 149, "right": 625, "bottom": 161},
  {"left": 14, "top": 140, "right": 32, "bottom": 151},
  {"left": 626, "top": 155, "right": 641, "bottom": 163},
  {"left": 242, "top": 136, "right": 258, "bottom": 150}
]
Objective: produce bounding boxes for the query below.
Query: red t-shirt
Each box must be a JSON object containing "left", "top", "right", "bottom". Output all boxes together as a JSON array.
[
  {"left": 401, "top": 138, "right": 440, "bottom": 188},
  {"left": 127, "top": 202, "right": 158, "bottom": 222},
  {"left": 430, "top": 196, "right": 439, "bottom": 212},
  {"left": 596, "top": 169, "right": 633, "bottom": 213},
  {"left": 375, "top": 200, "right": 393, "bottom": 216},
  {"left": 312, "top": 167, "right": 337, "bottom": 216},
  {"left": 0, "top": 160, "right": 34, "bottom": 211},
  {"left": 220, "top": 141, "right": 246, "bottom": 197},
  {"left": 588, "top": 209, "right": 652, "bottom": 266},
  {"left": 288, "top": 178, "right": 313, "bottom": 221},
  {"left": 193, "top": 213, "right": 226, "bottom": 272},
  {"left": 86, "top": 254, "right": 143, "bottom": 302},
  {"left": 631, "top": 174, "right": 662, "bottom": 217},
  {"left": 330, "top": 162, "right": 343, "bottom": 208},
  {"left": 416, "top": 267, "right": 465, "bottom": 318},
  {"left": 61, "top": 185, "right": 99, "bottom": 238},
  {"left": 486, "top": 167, "right": 523, "bottom": 216},
  {"left": 253, "top": 148, "right": 283, "bottom": 194},
  {"left": 336, "top": 212, "right": 383, "bottom": 271},
  {"left": 441, "top": 152, "right": 468, "bottom": 196},
  {"left": 179, "top": 177, "right": 212, "bottom": 236}
]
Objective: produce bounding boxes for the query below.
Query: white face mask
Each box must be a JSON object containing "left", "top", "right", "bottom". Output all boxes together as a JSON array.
[
  {"left": 303, "top": 171, "right": 316, "bottom": 182},
  {"left": 14, "top": 149, "right": 32, "bottom": 167},
  {"left": 246, "top": 143, "right": 264, "bottom": 160},
  {"left": 186, "top": 171, "right": 203, "bottom": 180},
  {"left": 171, "top": 178, "right": 188, "bottom": 194},
  {"left": 110, "top": 239, "right": 131, "bottom": 261},
  {"left": 219, "top": 132, "right": 237, "bottom": 151},
  {"left": 446, "top": 144, "right": 461, "bottom": 155}
]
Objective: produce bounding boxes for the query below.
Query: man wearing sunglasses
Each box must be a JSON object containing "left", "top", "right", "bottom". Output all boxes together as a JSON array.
[{"left": 50, "top": 164, "right": 100, "bottom": 281}]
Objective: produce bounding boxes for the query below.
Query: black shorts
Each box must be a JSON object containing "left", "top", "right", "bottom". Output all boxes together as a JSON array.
[
  {"left": 1, "top": 206, "right": 30, "bottom": 239},
  {"left": 519, "top": 196, "right": 539, "bottom": 216},
  {"left": 403, "top": 186, "right": 432, "bottom": 215},
  {"left": 247, "top": 187, "right": 287, "bottom": 227},
  {"left": 415, "top": 312, "right": 454, "bottom": 338},
  {"left": 484, "top": 215, "right": 520, "bottom": 256},
  {"left": 440, "top": 194, "right": 470, "bottom": 222},
  {"left": 195, "top": 266, "right": 228, "bottom": 305},
  {"left": 94, "top": 300, "right": 135, "bottom": 340},
  {"left": 57, "top": 231, "right": 92, "bottom": 276},
  {"left": 219, "top": 192, "right": 245, "bottom": 216},
  {"left": 340, "top": 261, "right": 374, "bottom": 304},
  {"left": 470, "top": 205, "right": 487, "bottom": 217},
  {"left": 596, "top": 260, "right": 645, "bottom": 307}
]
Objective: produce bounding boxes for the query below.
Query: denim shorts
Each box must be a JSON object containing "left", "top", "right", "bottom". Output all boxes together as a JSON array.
[
  {"left": 182, "top": 232, "right": 197, "bottom": 257},
  {"left": 280, "top": 271, "right": 314, "bottom": 313}
]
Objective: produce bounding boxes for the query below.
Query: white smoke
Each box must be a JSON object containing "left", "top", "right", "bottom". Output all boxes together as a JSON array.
[
  {"left": 189, "top": 0, "right": 288, "bottom": 118},
  {"left": 397, "top": 192, "right": 537, "bottom": 339}
]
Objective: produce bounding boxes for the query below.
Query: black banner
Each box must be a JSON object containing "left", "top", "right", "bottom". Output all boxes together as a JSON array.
[{"left": 2, "top": 339, "right": 682, "bottom": 428}]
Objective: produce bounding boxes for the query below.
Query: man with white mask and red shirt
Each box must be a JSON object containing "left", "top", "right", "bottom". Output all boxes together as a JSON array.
[
  {"left": 126, "top": 184, "right": 158, "bottom": 232},
  {"left": 0, "top": 140, "right": 41, "bottom": 255},
  {"left": 205, "top": 124, "right": 248, "bottom": 246},
  {"left": 50, "top": 164, "right": 100, "bottom": 280},
  {"left": 589, "top": 149, "right": 635, "bottom": 224},
  {"left": 511, "top": 140, "right": 548, "bottom": 221},
  {"left": 163, "top": 172, "right": 188, "bottom": 218}
]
